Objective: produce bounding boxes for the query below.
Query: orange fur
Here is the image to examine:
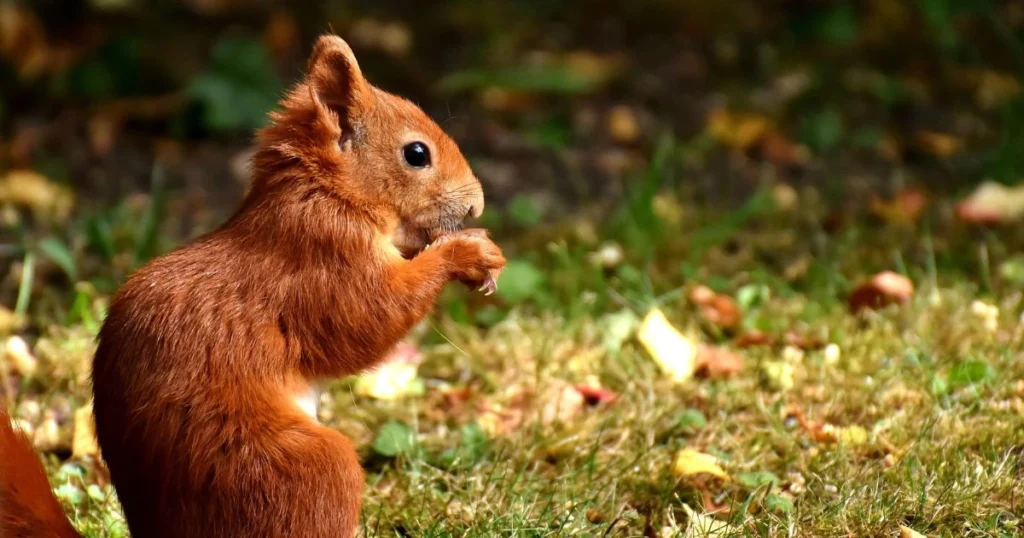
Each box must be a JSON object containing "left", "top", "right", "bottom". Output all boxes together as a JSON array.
[
  {"left": 0, "top": 402, "right": 82, "bottom": 538},
  {"left": 2, "top": 34, "right": 504, "bottom": 538}
]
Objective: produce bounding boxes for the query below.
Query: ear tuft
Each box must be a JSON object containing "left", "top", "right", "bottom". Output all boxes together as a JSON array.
[{"left": 307, "top": 35, "right": 370, "bottom": 128}]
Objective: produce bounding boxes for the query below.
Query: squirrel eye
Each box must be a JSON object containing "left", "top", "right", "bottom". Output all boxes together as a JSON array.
[{"left": 402, "top": 142, "right": 431, "bottom": 168}]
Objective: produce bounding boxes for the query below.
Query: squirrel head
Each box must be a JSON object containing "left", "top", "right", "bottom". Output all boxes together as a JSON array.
[{"left": 249, "top": 35, "right": 483, "bottom": 258}]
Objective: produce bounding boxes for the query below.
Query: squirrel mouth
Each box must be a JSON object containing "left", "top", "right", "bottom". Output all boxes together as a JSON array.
[{"left": 393, "top": 222, "right": 463, "bottom": 260}]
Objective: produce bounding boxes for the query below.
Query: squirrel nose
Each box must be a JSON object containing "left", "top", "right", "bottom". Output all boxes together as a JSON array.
[{"left": 467, "top": 186, "right": 484, "bottom": 219}]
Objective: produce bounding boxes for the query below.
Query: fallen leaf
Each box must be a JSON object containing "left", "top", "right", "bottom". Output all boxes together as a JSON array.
[
  {"left": 689, "top": 285, "right": 717, "bottom": 306},
  {"left": 681, "top": 504, "right": 740, "bottom": 538},
  {"left": 783, "top": 331, "right": 825, "bottom": 350},
  {"left": 899, "top": 525, "right": 927, "bottom": 538},
  {"left": 690, "top": 286, "right": 742, "bottom": 330},
  {"left": 539, "top": 379, "right": 585, "bottom": 426},
  {"left": 637, "top": 308, "right": 697, "bottom": 383},
  {"left": 869, "top": 188, "right": 928, "bottom": 225},
  {"left": 915, "top": 130, "right": 962, "bottom": 158},
  {"left": 353, "top": 343, "right": 424, "bottom": 400},
  {"left": 695, "top": 345, "right": 744, "bottom": 378},
  {"left": 706, "top": 107, "right": 771, "bottom": 150},
  {"left": 807, "top": 422, "right": 869, "bottom": 446},
  {"left": 0, "top": 2, "right": 51, "bottom": 79},
  {"left": 735, "top": 331, "right": 774, "bottom": 348},
  {"left": 4, "top": 335, "right": 36, "bottom": 377},
  {"left": 848, "top": 271, "right": 914, "bottom": 313},
  {"left": 672, "top": 448, "right": 729, "bottom": 480},
  {"left": 86, "top": 114, "right": 121, "bottom": 157},
  {"left": 956, "top": 181, "right": 1024, "bottom": 224},
  {"left": 476, "top": 385, "right": 529, "bottom": 436},
  {"left": 758, "top": 131, "right": 810, "bottom": 168},
  {"left": 607, "top": 105, "right": 640, "bottom": 143},
  {"left": 836, "top": 425, "right": 869, "bottom": 446},
  {"left": 771, "top": 183, "right": 799, "bottom": 211},
  {"left": 585, "top": 508, "right": 605, "bottom": 524},
  {"left": 760, "top": 360, "right": 794, "bottom": 391},
  {"left": 0, "top": 169, "right": 74, "bottom": 222},
  {"left": 956, "top": 68, "right": 1022, "bottom": 109},
  {"left": 72, "top": 402, "right": 99, "bottom": 460}
]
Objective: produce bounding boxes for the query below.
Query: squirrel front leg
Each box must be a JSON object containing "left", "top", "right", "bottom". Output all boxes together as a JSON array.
[
  {"left": 386, "top": 230, "right": 506, "bottom": 324},
  {"left": 301, "top": 231, "right": 505, "bottom": 379}
]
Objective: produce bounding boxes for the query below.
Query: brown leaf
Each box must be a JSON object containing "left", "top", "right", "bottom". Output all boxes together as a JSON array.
[
  {"left": 476, "top": 385, "right": 529, "bottom": 436},
  {"left": 869, "top": 188, "right": 928, "bottom": 225},
  {"left": 758, "top": 131, "right": 810, "bottom": 168},
  {"left": 690, "top": 286, "right": 742, "bottom": 330},
  {"left": 87, "top": 114, "right": 121, "bottom": 157},
  {"left": 606, "top": 105, "right": 640, "bottom": 143},
  {"left": 706, "top": 107, "right": 771, "bottom": 150},
  {"left": 695, "top": 345, "right": 744, "bottom": 378},
  {"left": 735, "top": 331, "right": 775, "bottom": 348},
  {"left": 689, "top": 285, "right": 717, "bottom": 306},
  {"left": 701, "top": 296, "right": 741, "bottom": 330},
  {"left": 848, "top": 271, "right": 914, "bottom": 313},
  {"left": 915, "top": 130, "right": 962, "bottom": 159},
  {"left": 783, "top": 331, "right": 824, "bottom": 351}
]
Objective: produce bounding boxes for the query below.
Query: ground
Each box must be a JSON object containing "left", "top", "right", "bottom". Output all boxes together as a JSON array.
[
  {"left": 3, "top": 1, "right": 1024, "bottom": 537},
  {"left": 7, "top": 184, "right": 1024, "bottom": 537}
]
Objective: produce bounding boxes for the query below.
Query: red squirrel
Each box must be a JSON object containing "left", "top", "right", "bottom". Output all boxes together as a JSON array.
[{"left": 0, "top": 34, "right": 506, "bottom": 538}]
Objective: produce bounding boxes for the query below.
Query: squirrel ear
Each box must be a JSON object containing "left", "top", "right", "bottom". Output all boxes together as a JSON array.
[{"left": 307, "top": 35, "right": 371, "bottom": 132}]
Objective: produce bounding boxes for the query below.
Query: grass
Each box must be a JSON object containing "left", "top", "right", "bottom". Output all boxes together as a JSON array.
[{"left": 4, "top": 174, "right": 1024, "bottom": 538}]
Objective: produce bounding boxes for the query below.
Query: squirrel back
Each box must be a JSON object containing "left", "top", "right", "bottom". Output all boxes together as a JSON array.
[{"left": 1, "top": 34, "right": 504, "bottom": 538}]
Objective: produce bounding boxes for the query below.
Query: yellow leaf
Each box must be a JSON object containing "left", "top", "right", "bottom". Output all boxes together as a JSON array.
[
  {"left": 900, "top": 525, "right": 927, "bottom": 538},
  {"left": 72, "top": 402, "right": 99, "bottom": 459},
  {"left": 836, "top": 425, "right": 869, "bottom": 446},
  {"left": 681, "top": 504, "right": 740, "bottom": 538},
  {"left": 0, "top": 169, "right": 73, "bottom": 222},
  {"left": 637, "top": 308, "right": 696, "bottom": 383},
  {"left": 353, "top": 343, "right": 423, "bottom": 400},
  {"left": 706, "top": 108, "right": 770, "bottom": 150},
  {"left": 672, "top": 448, "right": 729, "bottom": 480}
]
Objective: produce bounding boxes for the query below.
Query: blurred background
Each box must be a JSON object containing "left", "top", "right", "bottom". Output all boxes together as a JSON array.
[
  {"left": 2, "top": 0, "right": 1024, "bottom": 308},
  {"left": 3, "top": 4, "right": 1024, "bottom": 535}
]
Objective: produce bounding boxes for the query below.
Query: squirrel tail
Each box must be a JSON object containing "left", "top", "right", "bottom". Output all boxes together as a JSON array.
[{"left": 0, "top": 400, "right": 82, "bottom": 538}]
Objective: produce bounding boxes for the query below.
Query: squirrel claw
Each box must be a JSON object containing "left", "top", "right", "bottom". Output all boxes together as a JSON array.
[{"left": 478, "top": 276, "right": 497, "bottom": 295}]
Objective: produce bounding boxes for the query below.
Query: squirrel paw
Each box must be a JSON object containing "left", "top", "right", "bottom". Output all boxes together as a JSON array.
[{"left": 434, "top": 229, "right": 505, "bottom": 293}]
